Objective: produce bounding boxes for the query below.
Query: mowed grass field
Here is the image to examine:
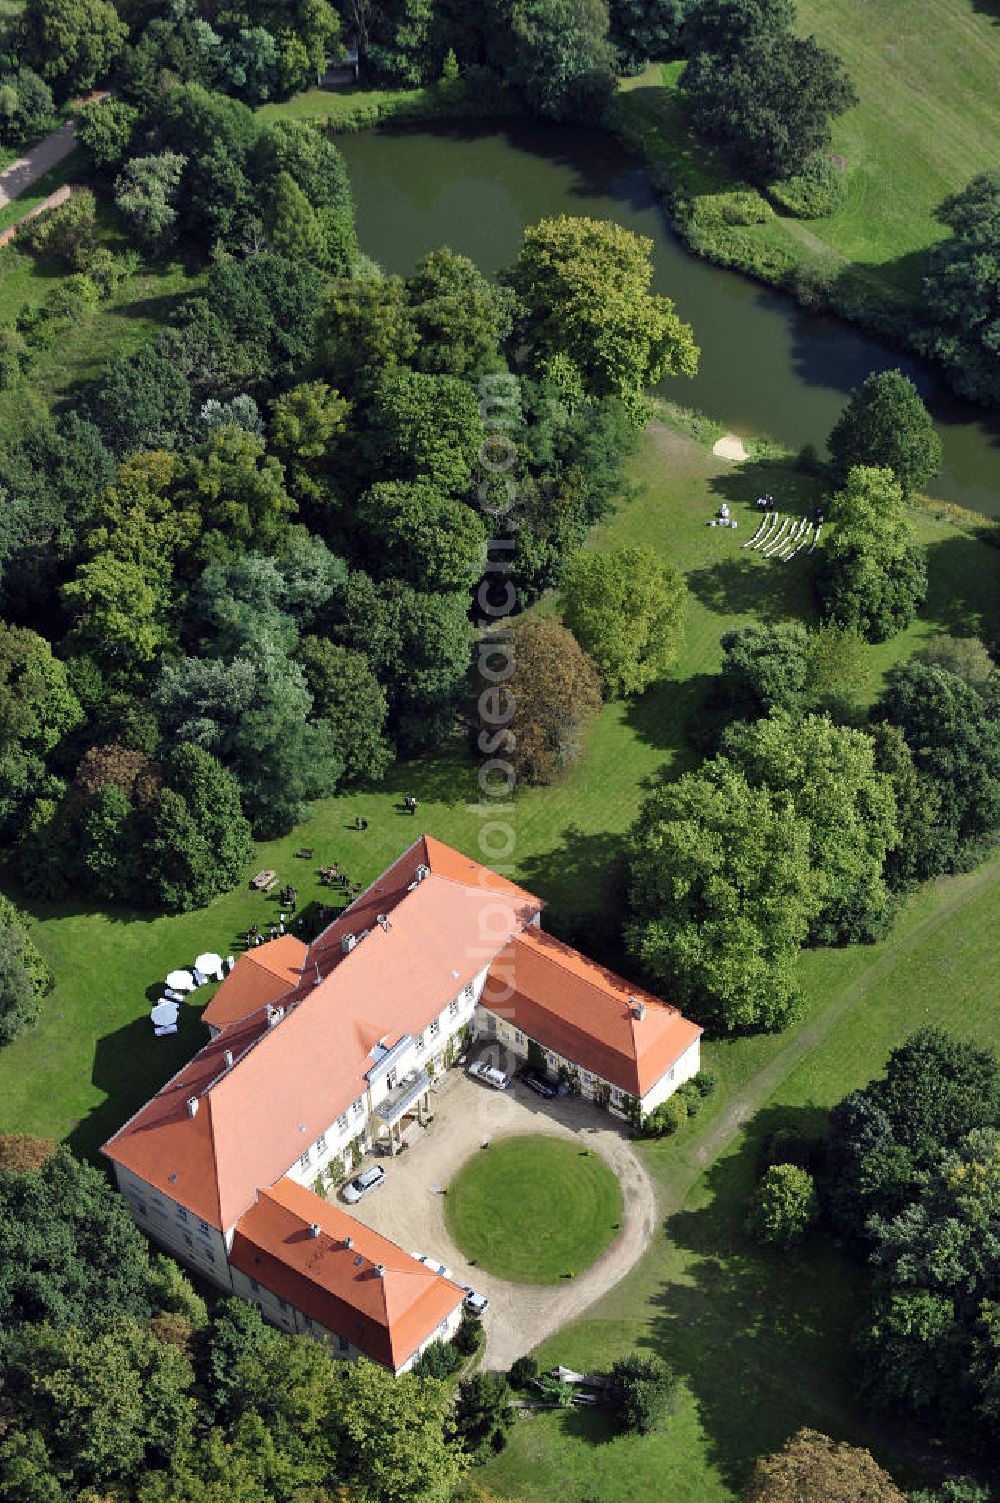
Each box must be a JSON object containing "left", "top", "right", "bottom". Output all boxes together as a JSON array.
[
  {"left": 795, "top": 0, "right": 1000, "bottom": 286},
  {"left": 620, "top": 0, "right": 1000, "bottom": 302},
  {"left": 0, "top": 418, "right": 994, "bottom": 1153},
  {"left": 0, "top": 418, "right": 996, "bottom": 1495},
  {"left": 444, "top": 1135, "right": 624, "bottom": 1283}
]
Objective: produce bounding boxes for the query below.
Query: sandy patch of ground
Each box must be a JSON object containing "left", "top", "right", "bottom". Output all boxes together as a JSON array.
[
  {"left": 338, "top": 1054, "right": 657, "bottom": 1371},
  {"left": 712, "top": 433, "right": 748, "bottom": 461}
]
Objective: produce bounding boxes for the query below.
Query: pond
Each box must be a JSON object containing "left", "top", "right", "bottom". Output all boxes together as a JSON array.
[{"left": 337, "top": 120, "right": 1000, "bottom": 516}]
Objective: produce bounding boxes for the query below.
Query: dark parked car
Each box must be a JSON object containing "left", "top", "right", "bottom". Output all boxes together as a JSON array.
[{"left": 520, "top": 1067, "right": 557, "bottom": 1098}]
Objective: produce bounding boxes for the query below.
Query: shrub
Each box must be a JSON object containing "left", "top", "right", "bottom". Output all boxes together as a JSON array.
[
  {"left": 21, "top": 189, "right": 97, "bottom": 267},
  {"left": 453, "top": 1308, "right": 484, "bottom": 1357},
  {"left": 769, "top": 154, "right": 848, "bottom": 219},
  {"left": 643, "top": 1093, "right": 688, "bottom": 1138},
  {"left": 693, "top": 1070, "right": 717, "bottom": 1098},
  {"left": 689, "top": 189, "right": 774, "bottom": 229},
  {"left": 0, "top": 892, "right": 54, "bottom": 1046},
  {"left": 0, "top": 327, "right": 29, "bottom": 391},
  {"left": 412, "top": 1338, "right": 463, "bottom": 1379},
  {"left": 674, "top": 1080, "right": 704, "bottom": 1117},
  {"left": 746, "top": 1163, "right": 818, "bottom": 1247},
  {"left": 508, "top": 1354, "right": 539, "bottom": 1390},
  {"left": 607, "top": 1352, "right": 676, "bottom": 1434}
]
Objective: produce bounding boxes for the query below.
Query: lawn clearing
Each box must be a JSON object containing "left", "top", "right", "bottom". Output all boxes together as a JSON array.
[
  {"left": 0, "top": 417, "right": 995, "bottom": 1163},
  {"left": 617, "top": 0, "right": 1000, "bottom": 309},
  {"left": 444, "top": 1135, "right": 624, "bottom": 1283},
  {"left": 483, "top": 857, "right": 1000, "bottom": 1503}
]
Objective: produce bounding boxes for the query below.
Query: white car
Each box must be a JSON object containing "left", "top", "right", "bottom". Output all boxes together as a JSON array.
[
  {"left": 416, "top": 1253, "right": 454, "bottom": 1280},
  {"left": 467, "top": 1060, "right": 511, "bottom": 1091},
  {"left": 462, "top": 1287, "right": 490, "bottom": 1316},
  {"left": 342, "top": 1164, "right": 385, "bottom": 1204}
]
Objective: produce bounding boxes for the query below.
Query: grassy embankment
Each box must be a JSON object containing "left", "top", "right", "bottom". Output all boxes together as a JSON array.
[{"left": 614, "top": 0, "right": 1000, "bottom": 323}]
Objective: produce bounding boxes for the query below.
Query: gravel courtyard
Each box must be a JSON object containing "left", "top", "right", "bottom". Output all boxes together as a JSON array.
[{"left": 337, "top": 1051, "right": 657, "bottom": 1370}]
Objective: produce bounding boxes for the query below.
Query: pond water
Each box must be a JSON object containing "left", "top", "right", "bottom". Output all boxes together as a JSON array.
[{"left": 337, "top": 120, "right": 1000, "bottom": 516}]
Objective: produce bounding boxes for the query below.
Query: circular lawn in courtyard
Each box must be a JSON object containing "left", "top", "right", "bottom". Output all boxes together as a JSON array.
[{"left": 444, "top": 1134, "right": 624, "bottom": 1284}]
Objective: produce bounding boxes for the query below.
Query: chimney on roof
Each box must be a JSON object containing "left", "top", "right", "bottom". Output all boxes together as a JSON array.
[
  {"left": 223, "top": 1049, "right": 234, "bottom": 1069},
  {"left": 377, "top": 913, "right": 391, "bottom": 932},
  {"left": 341, "top": 933, "right": 356, "bottom": 954},
  {"left": 186, "top": 1096, "right": 199, "bottom": 1118},
  {"left": 266, "top": 1004, "right": 284, "bottom": 1027},
  {"left": 309, "top": 1222, "right": 321, "bottom": 1239},
  {"left": 344, "top": 1235, "right": 353, "bottom": 1250},
  {"left": 374, "top": 1263, "right": 385, "bottom": 1278},
  {"left": 630, "top": 997, "right": 646, "bottom": 1022},
  {"left": 414, "top": 863, "right": 430, "bottom": 883}
]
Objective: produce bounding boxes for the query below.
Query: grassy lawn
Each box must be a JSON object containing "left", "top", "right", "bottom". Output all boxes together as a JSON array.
[
  {"left": 483, "top": 858, "right": 1000, "bottom": 1503},
  {"left": 0, "top": 416, "right": 995, "bottom": 1495},
  {"left": 444, "top": 1135, "right": 624, "bottom": 1283},
  {"left": 0, "top": 416, "right": 995, "bottom": 1165},
  {"left": 617, "top": 0, "right": 1000, "bottom": 304}
]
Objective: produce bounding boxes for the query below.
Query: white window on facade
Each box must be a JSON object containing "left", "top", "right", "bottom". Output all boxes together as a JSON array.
[
  {"left": 611, "top": 1088, "right": 624, "bottom": 1105},
  {"left": 199, "top": 1219, "right": 211, "bottom": 1236},
  {"left": 177, "top": 1206, "right": 188, "bottom": 1222},
  {"left": 515, "top": 1030, "right": 525, "bottom": 1045},
  {"left": 299, "top": 1150, "right": 311, "bottom": 1171},
  {"left": 429, "top": 1018, "right": 440, "bottom": 1037},
  {"left": 337, "top": 1114, "right": 348, "bottom": 1132},
  {"left": 449, "top": 999, "right": 459, "bottom": 1017},
  {"left": 316, "top": 1132, "right": 327, "bottom": 1154},
  {"left": 415, "top": 1032, "right": 424, "bottom": 1049},
  {"left": 668, "top": 1067, "right": 675, "bottom": 1082},
  {"left": 464, "top": 983, "right": 474, "bottom": 1001},
  {"left": 353, "top": 1097, "right": 364, "bottom": 1116}
]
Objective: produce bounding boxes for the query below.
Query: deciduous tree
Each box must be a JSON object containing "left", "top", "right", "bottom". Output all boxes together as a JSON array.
[
  {"left": 816, "top": 466, "right": 927, "bottom": 641},
  {"left": 627, "top": 757, "right": 815, "bottom": 1032},
  {"left": 560, "top": 544, "right": 687, "bottom": 696},
  {"left": 506, "top": 216, "right": 698, "bottom": 409},
  {"left": 495, "top": 615, "right": 603, "bottom": 785},
  {"left": 827, "top": 371, "right": 942, "bottom": 497},
  {"left": 746, "top": 1427, "right": 905, "bottom": 1502}
]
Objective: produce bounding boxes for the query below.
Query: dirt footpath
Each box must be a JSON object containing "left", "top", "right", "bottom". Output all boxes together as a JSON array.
[
  {"left": 0, "top": 120, "right": 77, "bottom": 210},
  {"left": 339, "top": 1062, "right": 658, "bottom": 1371}
]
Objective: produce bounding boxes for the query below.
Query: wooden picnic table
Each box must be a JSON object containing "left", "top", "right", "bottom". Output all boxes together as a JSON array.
[{"left": 251, "top": 869, "right": 277, "bottom": 891}]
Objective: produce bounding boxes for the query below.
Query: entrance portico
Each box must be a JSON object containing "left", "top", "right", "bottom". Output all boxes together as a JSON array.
[{"left": 373, "top": 1068, "right": 432, "bottom": 1154}]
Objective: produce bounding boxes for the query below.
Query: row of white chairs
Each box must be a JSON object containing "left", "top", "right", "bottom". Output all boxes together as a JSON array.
[{"left": 743, "top": 511, "right": 821, "bottom": 562}]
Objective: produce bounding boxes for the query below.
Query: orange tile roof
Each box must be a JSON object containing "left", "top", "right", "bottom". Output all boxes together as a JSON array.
[
  {"left": 103, "top": 837, "right": 542, "bottom": 1230},
  {"left": 202, "top": 936, "right": 307, "bottom": 1031},
  {"left": 483, "top": 928, "right": 702, "bottom": 1098},
  {"left": 231, "top": 1178, "right": 464, "bottom": 1370}
]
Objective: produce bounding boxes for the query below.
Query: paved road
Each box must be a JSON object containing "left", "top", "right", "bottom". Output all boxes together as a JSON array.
[
  {"left": 0, "top": 119, "right": 77, "bottom": 210},
  {"left": 339, "top": 1061, "right": 658, "bottom": 1371}
]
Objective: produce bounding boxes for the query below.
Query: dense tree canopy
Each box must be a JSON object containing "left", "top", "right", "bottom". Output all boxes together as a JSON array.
[
  {"left": 824, "top": 1032, "right": 1000, "bottom": 1450},
  {"left": 827, "top": 371, "right": 942, "bottom": 497},
  {"left": 490, "top": 615, "right": 603, "bottom": 785},
  {"left": 720, "top": 711, "right": 898, "bottom": 944},
  {"left": 505, "top": 216, "right": 699, "bottom": 409},
  {"left": 745, "top": 1428, "right": 906, "bottom": 1503},
  {"left": 627, "top": 757, "right": 815, "bottom": 1032},
  {"left": 683, "top": 30, "right": 857, "bottom": 181},
  {"left": 875, "top": 662, "right": 1000, "bottom": 875},
  {"left": 816, "top": 466, "right": 927, "bottom": 642},
  {"left": 914, "top": 173, "right": 1000, "bottom": 407},
  {"left": 18, "top": 0, "right": 127, "bottom": 98},
  {"left": 560, "top": 544, "right": 687, "bottom": 697}
]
